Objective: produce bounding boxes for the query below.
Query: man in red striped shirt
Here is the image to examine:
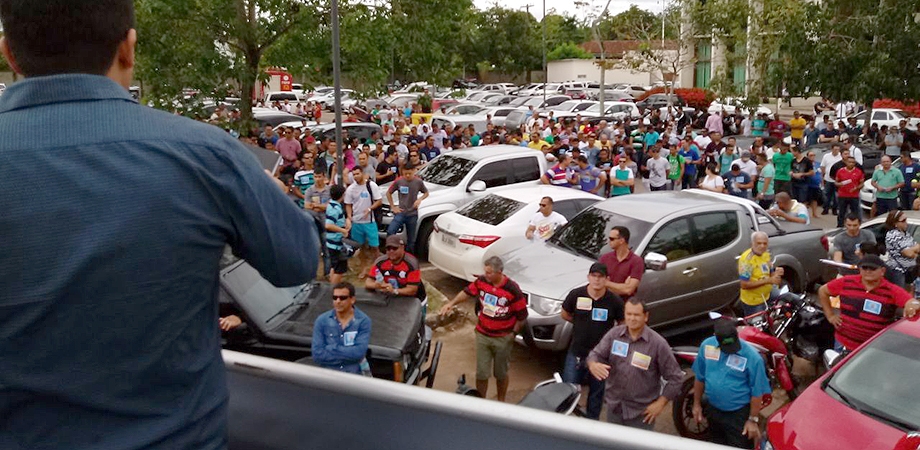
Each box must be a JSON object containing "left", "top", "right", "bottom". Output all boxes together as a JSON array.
[
  {"left": 818, "top": 254, "right": 920, "bottom": 351},
  {"left": 540, "top": 153, "right": 577, "bottom": 188},
  {"left": 439, "top": 256, "right": 528, "bottom": 401}
]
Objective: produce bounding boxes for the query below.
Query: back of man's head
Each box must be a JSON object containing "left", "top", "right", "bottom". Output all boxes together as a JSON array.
[{"left": 0, "top": 0, "right": 135, "bottom": 77}]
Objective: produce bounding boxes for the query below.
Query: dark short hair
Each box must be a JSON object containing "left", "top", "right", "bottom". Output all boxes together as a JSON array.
[
  {"left": 332, "top": 281, "right": 356, "bottom": 298},
  {"left": 625, "top": 297, "right": 647, "bottom": 313},
  {"left": 611, "top": 225, "right": 630, "bottom": 243},
  {"left": 330, "top": 184, "right": 346, "bottom": 201},
  {"left": 0, "top": 0, "right": 135, "bottom": 76},
  {"left": 844, "top": 213, "right": 861, "bottom": 223},
  {"left": 541, "top": 196, "right": 554, "bottom": 205}
]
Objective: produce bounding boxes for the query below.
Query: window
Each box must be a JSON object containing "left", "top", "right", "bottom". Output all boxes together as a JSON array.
[
  {"left": 553, "top": 200, "right": 581, "bottom": 220},
  {"left": 873, "top": 111, "right": 888, "bottom": 121},
  {"left": 692, "top": 212, "right": 740, "bottom": 254},
  {"left": 645, "top": 218, "right": 694, "bottom": 262},
  {"left": 695, "top": 41, "right": 712, "bottom": 89},
  {"left": 417, "top": 155, "right": 478, "bottom": 187},
  {"left": 457, "top": 194, "right": 526, "bottom": 226},
  {"left": 471, "top": 161, "right": 510, "bottom": 188},
  {"left": 511, "top": 157, "right": 540, "bottom": 183}
]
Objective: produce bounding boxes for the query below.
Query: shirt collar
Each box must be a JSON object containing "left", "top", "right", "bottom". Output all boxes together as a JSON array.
[
  {"left": 617, "top": 325, "right": 649, "bottom": 342},
  {"left": 0, "top": 74, "right": 137, "bottom": 114}
]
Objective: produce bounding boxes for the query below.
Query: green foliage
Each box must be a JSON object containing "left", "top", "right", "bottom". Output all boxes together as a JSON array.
[
  {"left": 390, "top": 0, "right": 475, "bottom": 85},
  {"left": 596, "top": 5, "right": 679, "bottom": 41},
  {"left": 475, "top": 7, "right": 542, "bottom": 75},
  {"left": 547, "top": 42, "right": 594, "bottom": 61}
]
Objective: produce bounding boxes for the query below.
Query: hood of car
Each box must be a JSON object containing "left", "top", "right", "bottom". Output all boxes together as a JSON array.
[
  {"left": 377, "top": 181, "right": 452, "bottom": 205},
  {"left": 499, "top": 242, "right": 594, "bottom": 300},
  {"left": 766, "top": 378, "right": 906, "bottom": 450}
]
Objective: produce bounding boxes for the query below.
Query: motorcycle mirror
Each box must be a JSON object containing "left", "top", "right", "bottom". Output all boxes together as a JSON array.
[
  {"left": 778, "top": 285, "right": 790, "bottom": 295},
  {"left": 708, "top": 311, "right": 723, "bottom": 320},
  {"left": 823, "top": 349, "right": 842, "bottom": 369},
  {"left": 553, "top": 372, "right": 563, "bottom": 383}
]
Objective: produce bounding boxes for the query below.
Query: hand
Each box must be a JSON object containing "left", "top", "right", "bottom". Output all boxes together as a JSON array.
[
  {"left": 826, "top": 311, "right": 843, "bottom": 328},
  {"left": 904, "top": 300, "right": 920, "bottom": 318},
  {"left": 774, "top": 267, "right": 784, "bottom": 278},
  {"left": 391, "top": 206, "right": 403, "bottom": 214},
  {"left": 413, "top": 199, "right": 423, "bottom": 209},
  {"left": 438, "top": 304, "right": 453, "bottom": 316},
  {"left": 643, "top": 399, "right": 668, "bottom": 424},
  {"left": 742, "top": 419, "right": 761, "bottom": 441},
  {"left": 219, "top": 315, "right": 242, "bottom": 332},
  {"left": 525, "top": 229, "right": 534, "bottom": 240},
  {"left": 587, "top": 361, "right": 610, "bottom": 381},
  {"left": 692, "top": 401, "right": 704, "bottom": 424}
]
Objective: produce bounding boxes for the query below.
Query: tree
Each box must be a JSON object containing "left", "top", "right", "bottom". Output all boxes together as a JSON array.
[
  {"left": 547, "top": 42, "right": 594, "bottom": 61},
  {"left": 474, "top": 7, "right": 542, "bottom": 78},
  {"left": 596, "top": 5, "right": 679, "bottom": 41},
  {"left": 389, "top": 0, "right": 476, "bottom": 85}
]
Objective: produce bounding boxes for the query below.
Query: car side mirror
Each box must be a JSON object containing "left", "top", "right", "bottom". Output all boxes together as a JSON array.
[
  {"left": 644, "top": 252, "right": 667, "bottom": 271},
  {"left": 823, "top": 349, "right": 842, "bottom": 369},
  {"left": 468, "top": 180, "right": 486, "bottom": 193}
]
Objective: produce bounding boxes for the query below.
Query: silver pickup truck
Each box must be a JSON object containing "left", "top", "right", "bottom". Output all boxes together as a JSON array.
[{"left": 500, "top": 189, "right": 827, "bottom": 352}]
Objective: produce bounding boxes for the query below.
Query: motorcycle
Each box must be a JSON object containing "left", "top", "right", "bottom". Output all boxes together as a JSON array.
[
  {"left": 671, "top": 288, "right": 833, "bottom": 440},
  {"left": 456, "top": 373, "right": 585, "bottom": 416}
]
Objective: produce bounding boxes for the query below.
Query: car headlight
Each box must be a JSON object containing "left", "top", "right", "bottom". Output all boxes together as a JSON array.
[{"left": 530, "top": 294, "right": 563, "bottom": 316}]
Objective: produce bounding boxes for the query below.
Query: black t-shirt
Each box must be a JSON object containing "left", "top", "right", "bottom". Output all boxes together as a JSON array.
[
  {"left": 376, "top": 158, "right": 399, "bottom": 183},
  {"left": 791, "top": 156, "right": 813, "bottom": 184},
  {"left": 561, "top": 286, "right": 624, "bottom": 357}
]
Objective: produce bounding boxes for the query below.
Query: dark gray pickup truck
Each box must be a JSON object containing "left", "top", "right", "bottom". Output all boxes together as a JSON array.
[{"left": 500, "top": 189, "right": 827, "bottom": 352}]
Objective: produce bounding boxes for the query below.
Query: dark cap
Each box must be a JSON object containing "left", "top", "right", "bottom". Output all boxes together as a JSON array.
[
  {"left": 589, "top": 262, "right": 608, "bottom": 276},
  {"left": 385, "top": 235, "right": 405, "bottom": 247},
  {"left": 858, "top": 254, "right": 885, "bottom": 269},
  {"left": 714, "top": 319, "right": 742, "bottom": 354}
]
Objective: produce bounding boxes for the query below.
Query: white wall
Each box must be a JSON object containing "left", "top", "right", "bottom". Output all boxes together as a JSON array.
[{"left": 547, "top": 59, "right": 653, "bottom": 85}]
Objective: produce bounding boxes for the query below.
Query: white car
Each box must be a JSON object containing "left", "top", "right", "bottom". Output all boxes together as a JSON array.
[
  {"left": 444, "top": 103, "right": 488, "bottom": 116},
  {"left": 484, "top": 106, "right": 518, "bottom": 128},
  {"left": 859, "top": 151, "right": 920, "bottom": 211},
  {"left": 848, "top": 108, "right": 920, "bottom": 130},
  {"left": 611, "top": 83, "right": 646, "bottom": 98},
  {"left": 515, "top": 83, "right": 544, "bottom": 97},
  {"left": 708, "top": 98, "right": 772, "bottom": 117},
  {"left": 579, "top": 101, "right": 641, "bottom": 119},
  {"left": 544, "top": 100, "right": 598, "bottom": 114},
  {"left": 429, "top": 186, "right": 603, "bottom": 281},
  {"left": 312, "top": 89, "right": 354, "bottom": 109}
]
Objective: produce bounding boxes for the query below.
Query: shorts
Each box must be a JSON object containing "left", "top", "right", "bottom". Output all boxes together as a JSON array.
[
  {"left": 808, "top": 186, "right": 823, "bottom": 203},
  {"left": 327, "top": 248, "right": 349, "bottom": 275},
  {"left": 351, "top": 222, "right": 379, "bottom": 247},
  {"left": 475, "top": 331, "right": 514, "bottom": 381}
]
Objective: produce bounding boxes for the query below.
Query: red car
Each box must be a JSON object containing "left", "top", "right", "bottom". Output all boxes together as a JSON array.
[{"left": 763, "top": 317, "right": 920, "bottom": 450}]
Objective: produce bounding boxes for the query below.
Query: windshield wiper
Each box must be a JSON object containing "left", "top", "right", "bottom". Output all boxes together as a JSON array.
[
  {"left": 825, "top": 383, "right": 858, "bottom": 410},
  {"left": 857, "top": 406, "right": 917, "bottom": 431},
  {"left": 265, "top": 296, "right": 310, "bottom": 324}
]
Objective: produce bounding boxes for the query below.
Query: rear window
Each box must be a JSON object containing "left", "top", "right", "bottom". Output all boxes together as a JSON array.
[{"left": 456, "top": 194, "right": 526, "bottom": 226}]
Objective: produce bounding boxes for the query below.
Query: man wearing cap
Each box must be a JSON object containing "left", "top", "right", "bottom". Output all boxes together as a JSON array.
[
  {"left": 692, "top": 320, "right": 772, "bottom": 448},
  {"left": 385, "top": 162, "right": 429, "bottom": 252},
  {"left": 588, "top": 298, "right": 683, "bottom": 429},
  {"left": 818, "top": 254, "right": 919, "bottom": 351},
  {"left": 561, "top": 263, "right": 625, "bottom": 420},
  {"left": 439, "top": 256, "right": 527, "bottom": 402},
  {"left": 366, "top": 235, "right": 426, "bottom": 302}
]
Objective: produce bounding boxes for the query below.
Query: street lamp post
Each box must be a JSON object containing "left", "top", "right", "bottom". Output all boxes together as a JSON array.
[
  {"left": 331, "top": 0, "right": 344, "bottom": 186},
  {"left": 542, "top": 0, "right": 546, "bottom": 103}
]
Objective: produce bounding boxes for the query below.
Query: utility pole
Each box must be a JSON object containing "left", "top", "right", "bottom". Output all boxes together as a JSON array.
[
  {"left": 542, "top": 0, "right": 547, "bottom": 103},
  {"left": 331, "top": 0, "right": 344, "bottom": 186},
  {"left": 593, "top": 0, "right": 614, "bottom": 116}
]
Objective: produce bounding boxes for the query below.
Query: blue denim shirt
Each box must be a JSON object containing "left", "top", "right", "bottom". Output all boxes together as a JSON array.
[
  {"left": 312, "top": 307, "right": 372, "bottom": 374},
  {"left": 0, "top": 74, "right": 319, "bottom": 449}
]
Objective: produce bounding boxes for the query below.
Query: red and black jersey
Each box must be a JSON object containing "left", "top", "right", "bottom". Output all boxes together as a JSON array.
[
  {"left": 464, "top": 275, "right": 528, "bottom": 337},
  {"left": 825, "top": 275, "right": 911, "bottom": 349},
  {"left": 368, "top": 254, "right": 426, "bottom": 300}
]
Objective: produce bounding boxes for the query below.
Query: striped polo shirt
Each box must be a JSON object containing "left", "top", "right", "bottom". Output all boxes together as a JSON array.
[
  {"left": 824, "top": 275, "right": 912, "bottom": 349},
  {"left": 464, "top": 276, "right": 528, "bottom": 337}
]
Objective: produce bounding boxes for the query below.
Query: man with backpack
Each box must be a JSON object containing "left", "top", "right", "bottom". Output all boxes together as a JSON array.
[{"left": 345, "top": 165, "right": 383, "bottom": 278}]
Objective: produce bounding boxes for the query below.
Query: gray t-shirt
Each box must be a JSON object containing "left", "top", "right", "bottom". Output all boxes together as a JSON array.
[
  {"left": 388, "top": 177, "right": 428, "bottom": 215},
  {"left": 647, "top": 156, "right": 671, "bottom": 188},
  {"left": 833, "top": 229, "right": 876, "bottom": 265}
]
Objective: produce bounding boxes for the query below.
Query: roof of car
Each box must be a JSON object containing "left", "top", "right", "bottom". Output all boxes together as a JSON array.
[
  {"left": 488, "top": 185, "right": 603, "bottom": 204},
  {"left": 594, "top": 190, "right": 742, "bottom": 222},
  {"left": 443, "top": 145, "right": 543, "bottom": 162},
  {"left": 310, "top": 122, "right": 381, "bottom": 131},
  {"left": 891, "top": 317, "right": 920, "bottom": 339}
]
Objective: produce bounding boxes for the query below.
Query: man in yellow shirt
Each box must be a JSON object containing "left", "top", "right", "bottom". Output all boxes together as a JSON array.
[
  {"left": 527, "top": 132, "right": 551, "bottom": 152},
  {"left": 789, "top": 111, "right": 807, "bottom": 147},
  {"left": 738, "top": 231, "right": 784, "bottom": 316}
]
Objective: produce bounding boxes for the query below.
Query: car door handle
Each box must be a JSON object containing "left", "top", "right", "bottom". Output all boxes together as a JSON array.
[{"left": 682, "top": 267, "right": 698, "bottom": 276}]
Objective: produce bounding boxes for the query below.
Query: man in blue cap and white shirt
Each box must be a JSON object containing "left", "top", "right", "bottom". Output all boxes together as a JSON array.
[{"left": 691, "top": 319, "right": 771, "bottom": 449}]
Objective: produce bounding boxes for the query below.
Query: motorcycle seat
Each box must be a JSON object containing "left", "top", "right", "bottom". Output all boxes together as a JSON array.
[{"left": 518, "top": 383, "right": 579, "bottom": 413}]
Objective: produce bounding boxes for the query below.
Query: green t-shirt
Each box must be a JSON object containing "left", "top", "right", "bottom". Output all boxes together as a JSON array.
[
  {"left": 667, "top": 154, "right": 685, "bottom": 180},
  {"left": 630, "top": 129, "right": 646, "bottom": 150},
  {"left": 872, "top": 168, "right": 905, "bottom": 199},
  {"left": 758, "top": 163, "right": 776, "bottom": 196},
  {"left": 612, "top": 167, "right": 633, "bottom": 196},
  {"left": 772, "top": 152, "right": 793, "bottom": 181}
]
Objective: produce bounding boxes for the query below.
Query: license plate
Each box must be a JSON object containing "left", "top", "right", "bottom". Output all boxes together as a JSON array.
[{"left": 441, "top": 234, "right": 455, "bottom": 247}]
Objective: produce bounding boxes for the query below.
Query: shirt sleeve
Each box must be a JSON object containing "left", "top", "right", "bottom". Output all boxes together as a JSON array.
[
  {"left": 586, "top": 329, "right": 614, "bottom": 364},
  {"left": 628, "top": 256, "right": 644, "bottom": 281},
  {"left": 463, "top": 279, "right": 480, "bottom": 298},
  {"left": 825, "top": 276, "right": 845, "bottom": 297},
  {"left": 311, "top": 316, "right": 340, "bottom": 365},
  {"left": 371, "top": 183, "right": 382, "bottom": 201},
  {"left": 691, "top": 344, "right": 707, "bottom": 382},
  {"left": 893, "top": 284, "right": 913, "bottom": 308},
  {"left": 658, "top": 339, "right": 687, "bottom": 401},
  {"left": 739, "top": 256, "right": 754, "bottom": 281}
]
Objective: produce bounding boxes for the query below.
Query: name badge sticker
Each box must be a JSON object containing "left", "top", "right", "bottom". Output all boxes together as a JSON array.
[
  {"left": 631, "top": 352, "right": 652, "bottom": 370},
  {"left": 725, "top": 354, "right": 747, "bottom": 372},
  {"left": 704, "top": 345, "right": 721, "bottom": 361},
  {"left": 399, "top": 186, "right": 410, "bottom": 195},
  {"left": 611, "top": 340, "right": 629, "bottom": 357},
  {"left": 576, "top": 296, "right": 593, "bottom": 311},
  {"left": 592, "top": 308, "right": 609, "bottom": 322},
  {"left": 863, "top": 299, "right": 883, "bottom": 315},
  {"left": 343, "top": 331, "right": 357, "bottom": 346}
]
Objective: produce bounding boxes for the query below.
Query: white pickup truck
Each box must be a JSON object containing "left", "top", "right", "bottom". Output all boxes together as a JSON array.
[{"left": 377, "top": 145, "right": 549, "bottom": 258}]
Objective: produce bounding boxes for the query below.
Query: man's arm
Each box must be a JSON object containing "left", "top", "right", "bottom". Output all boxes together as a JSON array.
[
  {"left": 586, "top": 329, "right": 615, "bottom": 380},
  {"left": 311, "top": 319, "right": 340, "bottom": 365},
  {"left": 325, "top": 318, "right": 372, "bottom": 363},
  {"left": 606, "top": 277, "right": 639, "bottom": 296},
  {"left": 439, "top": 290, "right": 472, "bottom": 316},
  {"left": 818, "top": 284, "right": 843, "bottom": 327}
]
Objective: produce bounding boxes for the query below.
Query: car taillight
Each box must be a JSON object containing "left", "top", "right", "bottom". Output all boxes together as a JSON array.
[
  {"left": 458, "top": 235, "right": 500, "bottom": 248},
  {"left": 820, "top": 235, "right": 829, "bottom": 252}
]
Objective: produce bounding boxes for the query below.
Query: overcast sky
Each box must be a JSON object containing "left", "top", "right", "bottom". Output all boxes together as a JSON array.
[{"left": 471, "top": 0, "right": 664, "bottom": 21}]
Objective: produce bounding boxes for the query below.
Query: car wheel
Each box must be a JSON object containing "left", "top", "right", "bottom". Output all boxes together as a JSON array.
[{"left": 415, "top": 218, "right": 435, "bottom": 261}]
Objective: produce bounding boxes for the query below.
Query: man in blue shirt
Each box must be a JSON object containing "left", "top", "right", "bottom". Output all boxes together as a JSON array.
[
  {"left": 691, "top": 320, "right": 771, "bottom": 449},
  {"left": 0, "top": 2, "right": 319, "bottom": 448},
  {"left": 312, "top": 282, "right": 372, "bottom": 374},
  {"left": 325, "top": 184, "right": 351, "bottom": 284},
  {"left": 678, "top": 137, "right": 701, "bottom": 189}
]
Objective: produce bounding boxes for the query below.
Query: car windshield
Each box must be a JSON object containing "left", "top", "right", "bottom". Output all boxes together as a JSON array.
[
  {"left": 583, "top": 103, "right": 619, "bottom": 115},
  {"left": 549, "top": 101, "right": 579, "bottom": 111},
  {"left": 549, "top": 208, "right": 653, "bottom": 259},
  {"left": 891, "top": 110, "right": 911, "bottom": 119},
  {"left": 416, "top": 154, "right": 477, "bottom": 187},
  {"left": 826, "top": 329, "right": 920, "bottom": 430},
  {"left": 508, "top": 97, "right": 531, "bottom": 107},
  {"left": 221, "top": 261, "right": 306, "bottom": 325},
  {"left": 523, "top": 97, "right": 545, "bottom": 107},
  {"left": 456, "top": 194, "right": 526, "bottom": 226}
]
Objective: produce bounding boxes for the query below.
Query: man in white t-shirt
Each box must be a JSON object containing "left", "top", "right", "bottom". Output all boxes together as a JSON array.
[
  {"left": 525, "top": 196, "right": 568, "bottom": 242},
  {"left": 736, "top": 151, "right": 759, "bottom": 179},
  {"left": 344, "top": 165, "right": 383, "bottom": 275}
]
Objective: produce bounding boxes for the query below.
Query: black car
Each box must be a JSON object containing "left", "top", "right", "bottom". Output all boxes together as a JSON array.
[
  {"left": 637, "top": 93, "right": 686, "bottom": 111},
  {"left": 218, "top": 256, "right": 439, "bottom": 385},
  {"left": 253, "top": 110, "right": 307, "bottom": 128},
  {"left": 310, "top": 122, "right": 383, "bottom": 144}
]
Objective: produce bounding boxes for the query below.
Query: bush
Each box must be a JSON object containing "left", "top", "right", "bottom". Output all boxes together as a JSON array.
[
  {"left": 637, "top": 87, "right": 715, "bottom": 110},
  {"left": 873, "top": 99, "right": 920, "bottom": 117}
]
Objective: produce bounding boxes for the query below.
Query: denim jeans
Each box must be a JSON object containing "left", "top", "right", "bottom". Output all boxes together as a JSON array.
[
  {"left": 837, "top": 197, "right": 860, "bottom": 227},
  {"left": 901, "top": 191, "right": 916, "bottom": 210},
  {"left": 741, "top": 301, "right": 767, "bottom": 317},
  {"left": 562, "top": 352, "right": 605, "bottom": 420},
  {"left": 387, "top": 212, "right": 419, "bottom": 251},
  {"left": 823, "top": 181, "right": 837, "bottom": 213},
  {"left": 792, "top": 183, "right": 809, "bottom": 203}
]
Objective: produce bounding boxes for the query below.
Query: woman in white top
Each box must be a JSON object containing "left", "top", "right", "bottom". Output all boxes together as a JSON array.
[{"left": 698, "top": 162, "right": 725, "bottom": 193}]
